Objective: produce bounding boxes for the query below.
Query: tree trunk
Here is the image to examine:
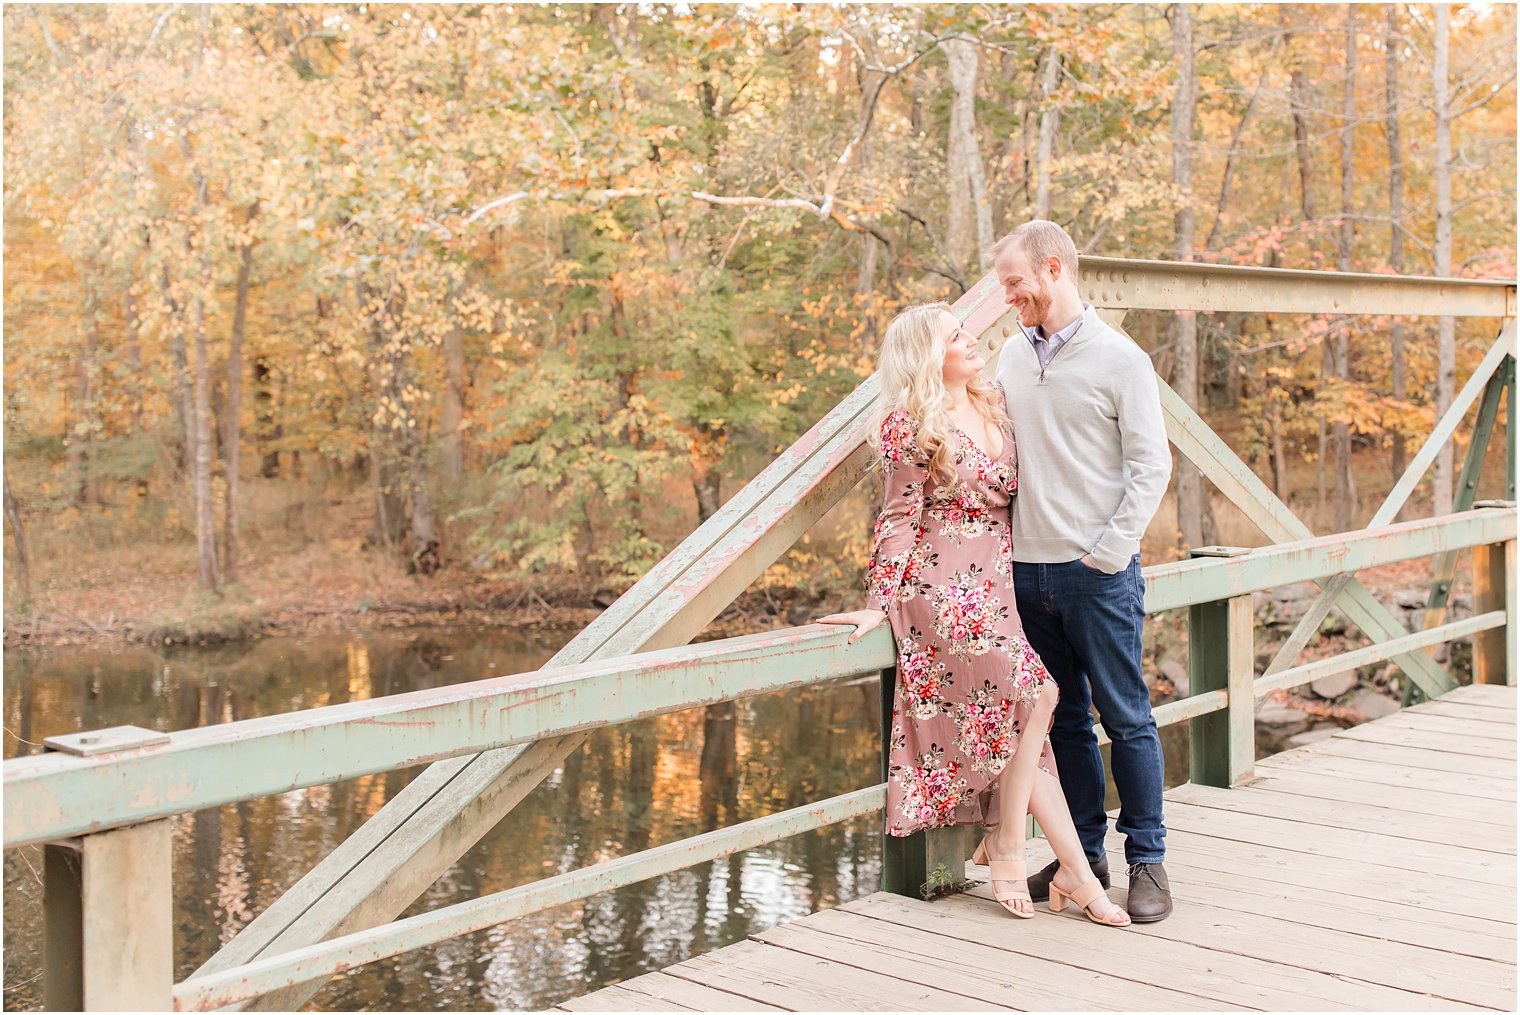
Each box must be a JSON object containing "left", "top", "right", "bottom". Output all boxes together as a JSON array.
[
  {"left": 1205, "top": 70, "right": 1266, "bottom": 252},
  {"left": 1170, "top": 5, "right": 1216, "bottom": 549},
  {"left": 161, "top": 268, "right": 194, "bottom": 484},
  {"left": 221, "top": 203, "right": 257, "bottom": 584},
  {"left": 1385, "top": 4, "right": 1407, "bottom": 504},
  {"left": 254, "top": 357, "right": 281, "bottom": 478},
  {"left": 1288, "top": 32, "right": 1327, "bottom": 519},
  {"left": 944, "top": 38, "right": 992, "bottom": 274},
  {"left": 693, "top": 467, "right": 721, "bottom": 524},
  {"left": 1288, "top": 45, "right": 1317, "bottom": 223},
  {"left": 1432, "top": 4, "right": 1455, "bottom": 515},
  {"left": 181, "top": 130, "right": 221, "bottom": 594},
  {"left": 857, "top": 230, "right": 881, "bottom": 353},
  {"left": 438, "top": 319, "right": 466, "bottom": 482},
  {"left": 191, "top": 287, "right": 220, "bottom": 593},
  {"left": 1331, "top": 7, "right": 1357, "bottom": 532},
  {"left": 1034, "top": 46, "right": 1061, "bottom": 220},
  {"left": 407, "top": 452, "right": 440, "bottom": 576},
  {"left": 361, "top": 281, "right": 408, "bottom": 550},
  {"left": 124, "top": 282, "right": 146, "bottom": 434},
  {"left": 854, "top": 53, "right": 883, "bottom": 350},
  {"left": 4, "top": 466, "right": 32, "bottom": 609},
  {"left": 68, "top": 285, "right": 101, "bottom": 507}
]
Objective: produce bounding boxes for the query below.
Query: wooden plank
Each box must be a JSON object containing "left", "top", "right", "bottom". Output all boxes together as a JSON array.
[
  {"left": 614, "top": 971, "right": 785, "bottom": 1012},
  {"left": 1333, "top": 723, "right": 1517, "bottom": 759},
  {"left": 971, "top": 869, "right": 1513, "bottom": 1009},
  {"left": 1013, "top": 841, "right": 1518, "bottom": 965},
  {"left": 1444, "top": 685, "right": 1518, "bottom": 708},
  {"left": 1159, "top": 801, "right": 1516, "bottom": 884},
  {"left": 1238, "top": 769, "right": 1516, "bottom": 828},
  {"left": 852, "top": 892, "right": 1478, "bottom": 1012},
  {"left": 1404, "top": 700, "right": 1518, "bottom": 725},
  {"left": 757, "top": 913, "right": 1229, "bottom": 1011},
  {"left": 1367, "top": 712, "right": 1518, "bottom": 738},
  {"left": 662, "top": 938, "right": 1008, "bottom": 1012},
  {"left": 559, "top": 984, "right": 697, "bottom": 1012},
  {"left": 1256, "top": 751, "right": 1516, "bottom": 800},
  {"left": 1123, "top": 826, "right": 1516, "bottom": 923},
  {"left": 1291, "top": 736, "right": 1517, "bottom": 779},
  {"left": 1168, "top": 782, "right": 1516, "bottom": 854}
]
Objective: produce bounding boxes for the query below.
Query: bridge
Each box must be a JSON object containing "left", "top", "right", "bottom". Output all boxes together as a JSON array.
[{"left": 3, "top": 257, "right": 1515, "bottom": 1011}]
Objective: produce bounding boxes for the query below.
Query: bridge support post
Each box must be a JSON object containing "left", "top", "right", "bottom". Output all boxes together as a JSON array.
[
  {"left": 44, "top": 819, "right": 173, "bottom": 1011},
  {"left": 879, "top": 667, "right": 974, "bottom": 899},
  {"left": 1188, "top": 570, "right": 1255, "bottom": 787},
  {"left": 1474, "top": 538, "right": 1515, "bottom": 686}
]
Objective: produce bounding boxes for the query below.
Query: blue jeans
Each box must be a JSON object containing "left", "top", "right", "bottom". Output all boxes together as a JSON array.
[{"left": 1014, "top": 555, "right": 1166, "bottom": 865}]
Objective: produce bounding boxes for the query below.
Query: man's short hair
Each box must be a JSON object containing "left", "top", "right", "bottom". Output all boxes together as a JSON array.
[{"left": 992, "top": 220, "right": 1079, "bottom": 275}]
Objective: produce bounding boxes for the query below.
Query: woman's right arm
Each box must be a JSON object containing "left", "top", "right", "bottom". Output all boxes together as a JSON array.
[{"left": 864, "top": 411, "right": 929, "bottom": 611}]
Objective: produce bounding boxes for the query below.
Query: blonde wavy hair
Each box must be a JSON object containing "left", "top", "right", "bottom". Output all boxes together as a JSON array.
[{"left": 868, "top": 301, "right": 1008, "bottom": 484}]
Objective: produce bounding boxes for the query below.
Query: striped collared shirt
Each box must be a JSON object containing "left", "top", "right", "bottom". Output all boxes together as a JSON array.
[{"left": 1025, "top": 302, "right": 1090, "bottom": 370}]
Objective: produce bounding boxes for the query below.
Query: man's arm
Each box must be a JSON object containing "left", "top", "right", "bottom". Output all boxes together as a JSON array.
[{"left": 1089, "top": 351, "right": 1171, "bottom": 573}]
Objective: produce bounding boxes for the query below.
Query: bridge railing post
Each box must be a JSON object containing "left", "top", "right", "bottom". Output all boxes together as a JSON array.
[
  {"left": 879, "top": 666, "right": 974, "bottom": 899},
  {"left": 44, "top": 819, "right": 173, "bottom": 1011},
  {"left": 1187, "top": 548, "right": 1256, "bottom": 788},
  {"left": 1473, "top": 533, "right": 1516, "bottom": 686}
]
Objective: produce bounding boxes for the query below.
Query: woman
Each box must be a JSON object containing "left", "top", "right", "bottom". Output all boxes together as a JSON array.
[{"left": 819, "top": 303, "right": 1129, "bottom": 927}]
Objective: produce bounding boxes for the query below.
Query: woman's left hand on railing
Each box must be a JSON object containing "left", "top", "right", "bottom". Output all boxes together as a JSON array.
[{"left": 814, "top": 608, "right": 889, "bottom": 645}]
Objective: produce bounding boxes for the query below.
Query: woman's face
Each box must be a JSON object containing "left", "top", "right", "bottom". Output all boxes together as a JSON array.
[{"left": 937, "top": 310, "right": 984, "bottom": 386}]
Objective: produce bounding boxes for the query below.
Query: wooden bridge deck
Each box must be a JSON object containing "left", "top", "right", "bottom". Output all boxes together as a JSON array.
[{"left": 561, "top": 684, "right": 1516, "bottom": 1012}]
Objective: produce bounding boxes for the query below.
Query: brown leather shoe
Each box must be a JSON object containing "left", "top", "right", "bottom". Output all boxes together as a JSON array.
[
  {"left": 1026, "top": 853, "right": 1109, "bottom": 903},
  {"left": 1125, "top": 862, "right": 1173, "bottom": 922}
]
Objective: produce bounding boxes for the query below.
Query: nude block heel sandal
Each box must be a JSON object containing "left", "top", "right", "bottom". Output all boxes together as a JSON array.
[
  {"left": 972, "top": 837, "right": 1035, "bottom": 919},
  {"left": 1049, "top": 874, "right": 1132, "bottom": 928}
]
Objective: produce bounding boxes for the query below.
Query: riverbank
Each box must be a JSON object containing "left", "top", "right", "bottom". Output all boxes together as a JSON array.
[{"left": 0, "top": 534, "right": 822, "bottom": 650}]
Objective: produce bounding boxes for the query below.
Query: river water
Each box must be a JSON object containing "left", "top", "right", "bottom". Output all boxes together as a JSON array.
[{"left": 2, "top": 626, "right": 1190, "bottom": 1011}]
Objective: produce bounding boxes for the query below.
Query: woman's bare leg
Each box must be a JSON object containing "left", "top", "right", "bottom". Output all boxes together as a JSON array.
[
  {"left": 984, "top": 682, "right": 1058, "bottom": 915},
  {"left": 1027, "top": 766, "right": 1128, "bottom": 923}
]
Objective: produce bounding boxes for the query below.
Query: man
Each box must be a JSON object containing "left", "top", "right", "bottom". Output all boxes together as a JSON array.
[{"left": 992, "top": 220, "right": 1174, "bottom": 922}]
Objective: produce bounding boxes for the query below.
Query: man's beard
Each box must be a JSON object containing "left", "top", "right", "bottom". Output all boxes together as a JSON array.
[{"left": 1019, "top": 279, "right": 1053, "bottom": 329}]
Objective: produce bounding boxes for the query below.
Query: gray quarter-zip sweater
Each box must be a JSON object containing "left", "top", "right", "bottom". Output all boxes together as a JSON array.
[{"left": 996, "top": 305, "right": 1171, "bottom": 573}]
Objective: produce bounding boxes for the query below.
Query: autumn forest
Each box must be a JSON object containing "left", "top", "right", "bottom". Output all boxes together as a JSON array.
[{"left": 2, "top": 3, "right": 1516, "bottom": 644}]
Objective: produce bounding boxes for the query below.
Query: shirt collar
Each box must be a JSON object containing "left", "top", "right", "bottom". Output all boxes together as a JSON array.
[
  {"left": 1036, "top": 302, "right": 1091, "bottom": 342},
  {"left": 1017, "top": 301, "right": 1091, "bottom": 348}
]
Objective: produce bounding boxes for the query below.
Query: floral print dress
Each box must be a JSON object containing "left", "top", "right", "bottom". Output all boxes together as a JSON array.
[{"left": 866, "top": 388, "right": 1059, "bottom": 837}]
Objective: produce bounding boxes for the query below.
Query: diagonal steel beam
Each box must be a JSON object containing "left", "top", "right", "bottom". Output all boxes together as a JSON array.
[
  {"left": 1262, "top": 324, "right": 1516, "bottom": 685},
  {"left": 1097, "top": 309, "right": 1456, "bottom": 698}
]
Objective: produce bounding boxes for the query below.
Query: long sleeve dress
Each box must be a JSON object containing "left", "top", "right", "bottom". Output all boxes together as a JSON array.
[{"left": 866, "top": 390, "right": 1059, "bottom": 837}]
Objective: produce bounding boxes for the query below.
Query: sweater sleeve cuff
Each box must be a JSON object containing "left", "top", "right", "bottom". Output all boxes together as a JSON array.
[{"left": 1089, "top": 533, "right": 1137, "bottom": 574}]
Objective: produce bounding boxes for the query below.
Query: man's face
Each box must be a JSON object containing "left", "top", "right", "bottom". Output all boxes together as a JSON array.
[{"left": 995, "top": 244, "right": 1053, "bottom": 330}]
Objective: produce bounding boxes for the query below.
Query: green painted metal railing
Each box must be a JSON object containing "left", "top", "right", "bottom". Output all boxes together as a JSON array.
[{"left": 6, "top": 258, "right": 1514, "bottom": 1011}]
